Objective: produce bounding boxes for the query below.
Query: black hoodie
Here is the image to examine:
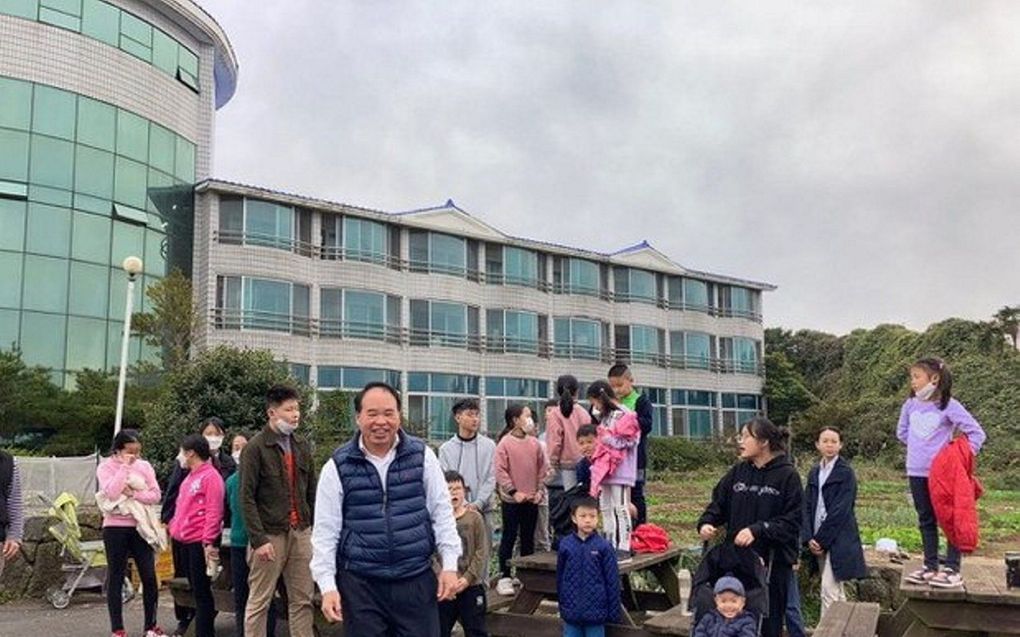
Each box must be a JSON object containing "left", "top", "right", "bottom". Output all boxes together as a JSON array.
[{"left": 696, "top": 454, "right": 803, "bottom": 565}]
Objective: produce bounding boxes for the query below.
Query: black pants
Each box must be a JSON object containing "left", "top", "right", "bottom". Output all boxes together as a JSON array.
[
  {"left": 180, "top": 542, "right": 216, "bottom": 637},
  {"left": 171, "top": 539, "right": 196, "bottom": 632},
  {"left": 910, "top": 476, "right": 961, "bottom": 571},
  {"left": 438, "top": 583, "right": 488, "bottom": 637},
  {"left": 632, "top": 478, "right": 647, "bottom": 527},
  {"left": 499, "top": 502, "right": 538, "bottom": 578},
  {"left": 103, "top": 527, "right": 158, "bottom": 632},
  {"left": 230, "top": 546, "right": 278, "bottom": 637},
  {"left": 763, "top": 560, "right": 791, "bottom": 637},
  {"left": 337, "top": 567, "right": 439, "bottom": 637}
]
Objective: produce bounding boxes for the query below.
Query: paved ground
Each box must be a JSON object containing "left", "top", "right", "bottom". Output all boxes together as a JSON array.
[{"left": 0, "top": 589, "right": 241, "bottom": 636}]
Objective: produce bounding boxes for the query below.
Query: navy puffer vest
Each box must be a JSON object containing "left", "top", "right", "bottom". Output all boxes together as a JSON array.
[{"left": 333, "top": 432, "right": 434, "bottom": 580}]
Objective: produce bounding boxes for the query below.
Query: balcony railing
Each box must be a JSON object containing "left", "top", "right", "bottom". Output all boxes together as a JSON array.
[
  {"left": 214, "top": 230, "right": 315, "bottom": 257},
  {"left": 551, "top": 343, "right": 615, "bottom": 363},
  {"left": 407, "top": 259, "right": 483, "bottom": 282},
  {"left": 482, "top": 336, "right": 551, "bottom": 358},
  {"left": 408, "top": 328, "right": 483, "bottom": 352},
  {"left": 211, "top": 308, "right": 312, "bottom": 336},
  {"left": 483, "top": 272, "right": 551, "bottom": 292},
  {"left": 319, "top": 245, "right": 403, "bottom": 270},
  {"left": 318, "top": 319, "right": 403, "bottom": 344}
]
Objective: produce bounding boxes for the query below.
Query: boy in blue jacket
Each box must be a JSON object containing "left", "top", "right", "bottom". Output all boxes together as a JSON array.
[
  {"left": 557, "top": 495, "right": 621, "bottom": 636},
  {"left": 693, "top": 576, "right": 757, "bottom": 637}
]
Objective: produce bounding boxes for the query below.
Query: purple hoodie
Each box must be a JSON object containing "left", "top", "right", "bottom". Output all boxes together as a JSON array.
[{"left": 896, "top": 397, "right": 985, "bottom": 478}]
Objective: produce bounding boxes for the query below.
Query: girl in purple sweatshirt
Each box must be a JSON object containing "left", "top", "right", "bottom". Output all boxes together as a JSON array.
[{"left": 897, "top": 357, "right": 985, "bottom": 589}]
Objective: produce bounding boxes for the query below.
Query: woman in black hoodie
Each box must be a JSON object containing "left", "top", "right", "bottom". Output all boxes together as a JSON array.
[{"left": 696, "top": 416, "right": 803, "bottom": 637}]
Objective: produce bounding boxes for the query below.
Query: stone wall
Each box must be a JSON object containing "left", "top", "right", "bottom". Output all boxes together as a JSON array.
[{"left": 1, "top": 507, "right": 104, "bottom": 601}]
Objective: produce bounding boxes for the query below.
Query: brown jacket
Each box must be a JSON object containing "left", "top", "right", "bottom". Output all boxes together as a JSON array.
[
  {"left": 239, "top": 424, "right": 316, "bottom": 548},
  {"left": 434, "top": 507, "right": 487, "bottom": 587}
]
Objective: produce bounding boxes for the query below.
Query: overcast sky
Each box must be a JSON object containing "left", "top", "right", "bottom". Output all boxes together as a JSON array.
[{"left": 206, "top": 1, "right": 1020, "bottom": 335}]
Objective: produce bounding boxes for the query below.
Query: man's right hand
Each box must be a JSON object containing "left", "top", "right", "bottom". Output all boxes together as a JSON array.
[
  {"left": 253, "top": 542, "right": 276, "bottom": 562},
  {"left": 698, "top": 524, "right": 717, "bottom": 541},
  {"left": 321, "top": 590, "right": 342, "bottom": 622},
  {"left": 512, "top": 491, "right": 529, "bottom": 503}
]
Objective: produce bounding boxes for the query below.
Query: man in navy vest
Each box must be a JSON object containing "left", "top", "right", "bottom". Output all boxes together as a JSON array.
[{"left": 311, "top": 382, "right": 461, "bottom": 637}]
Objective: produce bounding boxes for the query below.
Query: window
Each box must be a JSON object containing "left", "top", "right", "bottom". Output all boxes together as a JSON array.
[
  {"left": 20, "top": 311, "right": 66, "bottom": 371},
  {"left": 671, "top": 389, "right": 717, "bottom": 440},
  {"left": 81, "top": 0, "right": 120, "bottom": 47},
  {"left": 719, "top": 285, "right": 758, "bottom": 320},
  {"left": 22, "top": 255, "right": 68, "bottom": 313},
  {"left": 74, "top": 145, "right": 114, "bottom": 199},
  {"left": 409, "top": 299, "right": 478, "bottom": 349},
  {"left": 553, "top": 316, "right": 602, "bottom": 360},
  {"left": 65, "top": 316, "right": 108, "bottom": 371},
  {"left": 485, "top": 376, "right": 550, "bottom": 435},
  {"left": 68, "top": 261, "right": 108, "bottom": 318},
  {"left": 319, "top": 288, "right": 401, "bottom": 342},
  {"left": 342, "top": 216, "right": 388, "bottom": 263},
  {"left": 39, "top": 0, "right": 81, "bottom": 31},
  {"left": 26, "top": 202, "right": 70, "bottom": 257},
  {"left": 119, "top": 11, "right": 152, "bottom": 62},
  {"left": 683, "top": 278, "right": 711, "bottom": 311},
  {"left": 0, "top": 200, "right": 26, "bottom": 252},
  {"left": 245, "top": 199, "right": 293, "bottom": 248},
  {"left": 409, "top": 231, "right": 471, "bottom": 277},
  {"left": 669, "top": 331, "right": 714, "bottom": 369},
  {"left": 0, "top": 252, "right": 23, "bottom": 308},
  {"left": 33, "top": 85, "right": 76, "bottom": 141},
  {"left": 553, "top": 257, "right": 600, "bottom": 295},
  {"left": 407, "top": 372, "right": 480, "bottom": 439},
  {"left": 114, "top": 156, "right": 147, "bottom": 208},
  {"left": 721, "top": 393, "right": 762, "bottom": 437},
  {"left": 645, "top": 387, "right": 669, "bottom": 436},
  {"left": 116, "top": 110, "right": 148, "bottom": 162},
  {"left": 486, "top": 309, "right": 540, "bottom": 354},
  {"left": 148, "top": 124, "right": 175, "bottom": 174},
  {"left": 30, "top": 135, "right": 74, "bottom": 190},
  {"left": 0, "top": 129, "right": 30, "bottom": 183},
  {"left": 177, "top": 48, "right": 200, "bottom": 91},
  {"left": 317, "top": 366, "right": 400, "bottom": 390},
  {"left": 215, "top": 276, "right": 310, "bottom": 335},
  {"left": 0, "top": 77, "right": 32, "bottom": 131},
  {"left": 631, "top": 325, "right": 663, "bottom": 364},
  {"left": 174, "top": 137, "right": 195, "bottom": 181},
  {"left": 614, "top": 267, "right": 656, "bottom": 303},
  {"left": 502, "top": 246, "right": 539, "bottom": 286},
  {"left": 724, "top": 337, "right": 760, "bottom": 373},
  {"left": 667, "top": 276, "right": 683, "bottom": 307},
  {"left": 0, "top": 0, "right": 38, "bottom": 20}
]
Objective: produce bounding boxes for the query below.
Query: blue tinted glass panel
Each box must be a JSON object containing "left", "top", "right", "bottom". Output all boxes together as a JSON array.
[
  {"left": 68, "top": 261, "right": 108, "bottom": 317},
  {"left": 150, "top": 28, "right": 177, "bottom": 74},
  {"left": 20, "top": 311, "right": 66, "bottom": 369},
  {"left": 33, "top": 85, "right": 76, "bottom": 140},
  {"left": 74, "top": 145, "right": 114, "bottom": 198},
  {"left": 568, "top": 259, "right": 598, "bottom": 293},
  {"left": 71, "top": 210, "right": 110, "bottom": 263},
  {"left": 30, "top": 135, "right": 74, "bottom": 189},
  {"left": 65, "top": 315, "right": 107, "bottom": 370},
  {"left": 504, "top": 247, "right": 537, "bottom": 284},
  {"left": 0, "top": 200, "right": 27, "bottom": 252},
  {"left": 0, "top": 0, "right": 39, "bottom": 20},
  {"left": 116, "top": 110, "right": 148, "bottom": 162},
  {"left": 408, "top": 372, "right": 428, "bottom": 392},
  {"left": 114, "top": 156, "right": 147, "bottom": 208},
  {"left": 430, "top": 301, "right": 466, "bottom": 334},
  {"left": 80, "top": 0, "right": 119, "bottom": 46},
  {"left": 0, "top": 252, "right": 23, "bottom": 308},
  {"left": 25, "top": 202, "right": 70, "bottom": 257},
  {"left": 0, "top": 76, "right": 33, "bottom": 130},
  {"left": 685, "top": 332, "right": 711, "bottom": 368},
  {"left": 688, "top": 409, "right": 713, "bottom": 439},
  {"left": 684, "top": 279, "right": 709, "bottom": 309},
  {"left": 174, "top": 136, "right": 195, "bottom": 181},
  {"left": 430, "top": 233, "right": 465, "bottom": 272},
  {"left": 148, "top": 123, "right": 175, "bottom": 174},
  {"left": 0, "top": 308, "right": 18, "bottom": 349},
  {"left": 630, "top": 269, "right": 656, "bottom": 300},
  {"left": 22, "top": 255, "right": 68, "bottom": 313},
  {"left": 317, "top": 366, "right": 341, "bottom": 388},
  {"left": 631, "top": 325, "right": 659, "bottom": 353},
  {"left": 76, "top": 96, "right": 116, "bottom": 151},
  {"left": 0, "top": 129, "right": 30, "bottom": 182}
]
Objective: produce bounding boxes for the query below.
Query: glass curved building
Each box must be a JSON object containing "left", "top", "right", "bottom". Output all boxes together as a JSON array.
[{"left": 0, "top": 0, "right": 237, "bottom": 386}]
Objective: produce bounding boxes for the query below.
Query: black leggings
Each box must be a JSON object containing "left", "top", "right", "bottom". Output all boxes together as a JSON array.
[
  {"left": 499, "top": 501, "right": 538, "bottom": 578},
  {"left": 763, "top": 560, "right": 792, "bottom": 637},
  {"left": 103, "top": 527, "right": 158, "bottom": 632},
  {"left": 180, "top": 541, "right": 216, "bottom": 637}
]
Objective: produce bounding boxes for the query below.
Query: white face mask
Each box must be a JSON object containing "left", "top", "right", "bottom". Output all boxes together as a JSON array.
[
  {"left": 522, "top": 418, "right": 536, "bottom": 434},
  {"left": 205, "top": 435, "right": 224, "bottom": 452},
  {"left": 231, "top": 451, "right": 241, "bottom": 463},
  {"left": 275, "top": 419, "right": 297, "bottom": 436},
  {"left": 915, "top": 382, "right": 937, "bottom": 401},
  {"left": 591, "top": 407, "right": 601, "bottom": 420},
  {"left": 176, "top": 451, "right": 188, "bottom": 469}
]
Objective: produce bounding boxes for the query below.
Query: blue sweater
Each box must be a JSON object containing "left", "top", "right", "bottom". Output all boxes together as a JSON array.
[
  {"left": 557, "top": 532, "right": 621, "bottom": 626},
  {"left": 692, "top": 609, "right": 757, "bottom": 637}
]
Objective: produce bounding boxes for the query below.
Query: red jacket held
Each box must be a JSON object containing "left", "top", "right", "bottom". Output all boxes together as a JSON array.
[{"left": 928, "top": 436, "right": 983, "bottom": 553}]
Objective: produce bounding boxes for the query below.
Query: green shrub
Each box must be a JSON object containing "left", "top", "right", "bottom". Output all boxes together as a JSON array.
[{"left": 648, "top": 437, "right": 733, "bottom": 474}]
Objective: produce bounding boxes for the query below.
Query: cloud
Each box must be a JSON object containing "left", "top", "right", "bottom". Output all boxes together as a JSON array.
[{"left": 207, "top": 0, "right": 1020, "bottom": 334}]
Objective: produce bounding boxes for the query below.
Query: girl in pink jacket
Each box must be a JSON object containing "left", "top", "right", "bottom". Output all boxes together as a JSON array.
[
  {"left": 587, "top": 380, "right": 640, "bottom": 558},
  {"left": 169, "top": 435, "right": 225, "bottom": 637},
  {"left": 96, "top": 429, "right": 165, "bottom": 637}
]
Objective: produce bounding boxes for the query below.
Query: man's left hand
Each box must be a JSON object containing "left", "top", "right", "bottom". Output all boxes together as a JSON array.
[
  {"left": 437, "top": 571, "right": 459, "bottom": 601},
  {"left": 3, "top": 539, "right": 21, "bottom": 560}
]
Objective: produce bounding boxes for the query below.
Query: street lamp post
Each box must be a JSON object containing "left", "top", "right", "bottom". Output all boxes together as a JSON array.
[{"left": 114, "top": 256, "right": 143, "bottom": 437}]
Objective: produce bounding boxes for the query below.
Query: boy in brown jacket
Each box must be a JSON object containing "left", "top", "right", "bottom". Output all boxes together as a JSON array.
[{"left": 437, "top": 471, "right": 489, "bottom": 637}]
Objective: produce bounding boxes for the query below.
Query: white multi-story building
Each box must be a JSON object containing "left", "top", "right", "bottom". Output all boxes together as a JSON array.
[{"left": 193, "top": 181, "right": 775, "bottom": 439}]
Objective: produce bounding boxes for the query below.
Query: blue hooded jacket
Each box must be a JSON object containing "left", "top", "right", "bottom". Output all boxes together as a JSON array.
[{"left": 557, "top": 532, "right": 621, "bottom": 626}]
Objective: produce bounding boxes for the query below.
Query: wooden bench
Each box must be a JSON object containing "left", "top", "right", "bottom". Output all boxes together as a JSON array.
[
  {"left": 813, "top": 601, "right": 881, "bottom": 637},
  {"left": 643, "top": 604, "right": 692, "bottom": 635}
]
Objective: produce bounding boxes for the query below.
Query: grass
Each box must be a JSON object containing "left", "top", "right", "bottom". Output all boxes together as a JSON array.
[{"left": 646, "top": 461, "right": 1020, "bottom": 557}]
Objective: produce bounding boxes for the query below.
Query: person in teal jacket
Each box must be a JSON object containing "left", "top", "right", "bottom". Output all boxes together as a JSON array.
[{"left": 225, "top": 461, "right": 278, "bottom": 637}]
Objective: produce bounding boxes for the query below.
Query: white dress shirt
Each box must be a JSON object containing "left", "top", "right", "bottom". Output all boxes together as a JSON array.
[
  {"left": 311, "top": 434, "right": 462, "bottom": 594},
  {"left": 814, "top": 455, "right": 838, "bottom": 534}
]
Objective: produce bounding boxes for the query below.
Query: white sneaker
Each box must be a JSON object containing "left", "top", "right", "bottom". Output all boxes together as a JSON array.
[{"left": 495, "top": 577, "right": 516, "bottom": 596}]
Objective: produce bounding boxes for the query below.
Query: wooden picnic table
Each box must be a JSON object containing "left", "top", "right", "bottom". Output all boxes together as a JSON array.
[
  {"left": 880, "top": 560, "right": 1020, "bottom": 637},
  {"left": 488, "top": 545, "right": 684, "bottom": 637}
]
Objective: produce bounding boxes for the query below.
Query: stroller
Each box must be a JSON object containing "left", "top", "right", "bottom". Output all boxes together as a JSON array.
[
  {"left": 688, "top": 542, "right": 773, "bottom": 636},
  {"left": 38, "top": 492, "right": 134, "bottom": 609}
]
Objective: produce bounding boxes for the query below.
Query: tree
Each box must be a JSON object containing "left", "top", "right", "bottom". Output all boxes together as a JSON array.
[
  {"left": 0, "top": 349, "right": 62, "bottom": 438},
  {"left": 142, "top": 346, "right": 316, "bottom": 479},
  {"left": 305, "top": 390, "right": 354, "bottom": 468},
  {"left": 993, "top": 305, "right": 1019, "bottom": 350},
  {"left": 763, "top": 351, "right": 816, "bottom": 428},
  {"left": 132, "top": 269, "right": 196, "bottom": 371}
]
